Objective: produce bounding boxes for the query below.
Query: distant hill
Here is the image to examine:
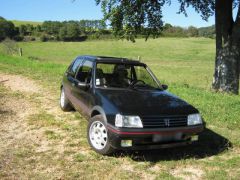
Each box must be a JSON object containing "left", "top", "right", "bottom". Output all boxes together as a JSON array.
[{"left": 11, "top": 20, "right": 42, "bottom": 27}]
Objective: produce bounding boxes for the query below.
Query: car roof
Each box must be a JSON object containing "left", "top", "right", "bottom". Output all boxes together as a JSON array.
[{"left": 77, "top": 55, "right": 146, "bottom": 66}]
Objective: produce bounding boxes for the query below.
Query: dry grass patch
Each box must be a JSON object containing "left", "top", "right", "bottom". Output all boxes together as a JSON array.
[
  {"left": 171, "top": 165, "right": 204, "bottom": 180},
  {"left": 0, "top": 73, "right": 40, "bottom": 93}
]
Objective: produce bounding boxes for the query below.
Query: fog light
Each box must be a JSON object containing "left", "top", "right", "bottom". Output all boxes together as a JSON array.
[
  {"left": 191, "top": 135, "right": 199, "bottom": 141},
  {"left": 121, "top": 140, "right": 132, "bottom": 147}
]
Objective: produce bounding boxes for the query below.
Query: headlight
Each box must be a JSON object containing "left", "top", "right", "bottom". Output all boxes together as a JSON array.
[
  {"left": 188, "top": 113, "right": 202, "bottom": 126},
  {"left": 115, "top": 114, "right": 143, "bottom": 128}
]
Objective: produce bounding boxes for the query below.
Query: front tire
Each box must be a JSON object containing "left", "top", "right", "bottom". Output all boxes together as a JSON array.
[
  {"left": 60, "top": 87, "right": 73, "bottom": 112},
  {"left": 87, "top": 115, "right": 115, "bottom": 155}
]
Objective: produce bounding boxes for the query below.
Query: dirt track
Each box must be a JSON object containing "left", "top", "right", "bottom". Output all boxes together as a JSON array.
[{"left": 0, "top": 74, "right": 86, "bottom": 178}]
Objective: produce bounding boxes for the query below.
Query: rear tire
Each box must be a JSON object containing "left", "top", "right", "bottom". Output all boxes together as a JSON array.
[
  {"left": 60, "top": 87, "right": 73, "bottom": 112},
  {"left": 87, "top": 115, "right": 115, "bottom": 155}
]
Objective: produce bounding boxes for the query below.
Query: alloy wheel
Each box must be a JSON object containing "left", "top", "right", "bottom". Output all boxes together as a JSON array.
[{"left": 89, "top": 121, "right": 108, "bottom": 150}]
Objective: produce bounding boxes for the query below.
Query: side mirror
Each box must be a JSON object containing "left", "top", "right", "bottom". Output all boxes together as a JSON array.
[
  {"left": 77, "top": 82, "right": 89, "bottom": 90},
  {"left": 67, "top": 71, "right": 75, "bottom": 77},
  {"left": 162, "top": 84, "right": 168, "bottom": 90}
]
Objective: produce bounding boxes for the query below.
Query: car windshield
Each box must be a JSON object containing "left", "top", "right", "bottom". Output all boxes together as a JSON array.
[{"left": 95, "top": 63, "right": 161, "bottom": 89}]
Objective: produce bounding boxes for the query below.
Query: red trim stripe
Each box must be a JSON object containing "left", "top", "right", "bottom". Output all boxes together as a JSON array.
[{"left": 107, "top": 126, "right": 202, "bottom": 135}]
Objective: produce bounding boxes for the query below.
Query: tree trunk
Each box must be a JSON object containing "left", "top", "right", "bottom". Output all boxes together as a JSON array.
[{"left": 212, "top": 0, "right": 240, "bottom": 94}]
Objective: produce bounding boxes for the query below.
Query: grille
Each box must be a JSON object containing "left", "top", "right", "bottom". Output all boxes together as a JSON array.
[{"left": 141, "top": 115, "right": 188, "bottom": 128}]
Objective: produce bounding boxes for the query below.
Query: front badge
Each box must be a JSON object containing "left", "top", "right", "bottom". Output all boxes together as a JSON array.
[{"left": 164, "top": 118, "right": 170, "bottom": 127}]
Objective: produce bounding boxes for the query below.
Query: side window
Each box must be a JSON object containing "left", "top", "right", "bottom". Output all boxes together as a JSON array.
[
  {"left": 76, "top": 60, "right": 93, "bottom": 83},
  {"left": 69, "top": 58, "right": 82, "bottom": 77}
]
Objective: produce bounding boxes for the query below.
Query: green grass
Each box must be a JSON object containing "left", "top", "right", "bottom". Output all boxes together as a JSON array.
[
  {"left": 0, "top": 38, "right": 239, "bottom": 179},
  {"left": 17, "top": 38, "right": 215, "bottom": 63},
  {"left": 14, "top": 38, "right": 215, "bottom": 89},
  {"left": 11, "top": 20, "right": 42, "bottom": 27}
]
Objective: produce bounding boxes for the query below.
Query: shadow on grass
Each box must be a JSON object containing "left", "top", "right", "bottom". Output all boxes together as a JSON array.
[
  {"left": 0, "top": 109, "right": 14, "bottom": 117},
  {"left": 114, "top": 128, "right": 232, "bottom": 162}
]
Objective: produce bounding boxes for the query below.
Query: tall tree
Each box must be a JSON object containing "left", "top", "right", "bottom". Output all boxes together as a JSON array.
[
  {"left": 66, "top": 23, "right": 80, "bottom": 40},
  {"left": 96, "top": 0, "right": 240, "bottom": 94},
  {"left": 0, "top": 17, "right": 16, "bottom": 41}
]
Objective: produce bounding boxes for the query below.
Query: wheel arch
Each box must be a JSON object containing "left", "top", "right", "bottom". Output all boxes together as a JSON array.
[{"left": 90, "top": 106, "right": 107, "bottom": 123}]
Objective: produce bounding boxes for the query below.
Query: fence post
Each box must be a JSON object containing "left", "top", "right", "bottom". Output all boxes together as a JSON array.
[
  {"left": 19, "top": 48, "right": 22, "bottom": 56},
  {"left": 137, "top": 56, "right": 141, "bottom": 61}
]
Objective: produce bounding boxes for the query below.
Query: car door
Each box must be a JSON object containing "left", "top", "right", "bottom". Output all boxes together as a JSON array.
[
  {"left": 64, "top": 57, "right": 84, "bottom": 106},
  {"left": 71, "top": 59, "right": 94, "bottom": 116}
]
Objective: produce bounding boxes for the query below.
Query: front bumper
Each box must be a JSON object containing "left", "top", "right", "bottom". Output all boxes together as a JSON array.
[{"left": 107, "top": 124, "right": 204, "bottom": 150}]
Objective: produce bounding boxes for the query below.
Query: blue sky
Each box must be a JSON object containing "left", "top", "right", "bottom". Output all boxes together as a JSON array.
[{"left": 0, "top": 0, "right": 215, "bottom": 27}]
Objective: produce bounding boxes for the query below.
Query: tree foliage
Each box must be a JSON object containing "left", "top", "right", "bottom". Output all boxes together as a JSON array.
[
  {"left": 187, "top": 26, "right": 199, "bottom": 37},
  {"left": 96, "top": 0, "right": 166, "bottom": 41},
  {"left": 95, "top": 0, "right": 238, "bottom": 40},
  {"left": 59, "top": 23, "right": 80, "bottom": 41},
  {"left": 0, "top": 16, "right": 216, "bottom": 42},
  {"left": 198, "top": 25, "right": 215, "bottom": 38},
  {"left": 0, "top": 17, "right": 17, "bottom": 41}
]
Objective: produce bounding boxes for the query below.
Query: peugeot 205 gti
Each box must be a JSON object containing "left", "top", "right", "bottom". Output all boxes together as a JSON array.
[{"left": 60, "top": 56, "right": 204, "bottom": 155}]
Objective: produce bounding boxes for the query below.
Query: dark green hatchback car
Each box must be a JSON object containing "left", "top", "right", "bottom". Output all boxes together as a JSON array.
[{"left": 60, "top": 56, "right": 204, "bottom": 155}]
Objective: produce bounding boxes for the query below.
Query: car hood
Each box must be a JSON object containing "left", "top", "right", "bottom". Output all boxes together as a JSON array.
[{"left": 97, "top": 88, "right": 198, "bottom": 116}]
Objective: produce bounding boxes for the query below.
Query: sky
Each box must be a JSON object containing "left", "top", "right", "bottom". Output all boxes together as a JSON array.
[{"left": 0, "top": 0, "right": 215, "bottom": 28}]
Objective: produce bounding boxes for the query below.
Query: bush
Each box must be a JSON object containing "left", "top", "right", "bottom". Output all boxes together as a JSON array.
[
  {"left": 66, "top": 23, "right": 79, "bottom": 40},
  {"left": 13, "top": 35, "right": 24, "bottom": 42},
  {"left": 1, "top": 38, "right": 19, "bottom": 55},
  {"left": 198, "top": 25, "right": 215, "bottom": 38},
  {"left": 187, "top": 26, "right": 199, "bottom": 37},
  {"left": 23, "top": 36, "right": 36, "bottom": 42},
  {"left": 40, "top": 34, "right": 48, "bottom": 42}
]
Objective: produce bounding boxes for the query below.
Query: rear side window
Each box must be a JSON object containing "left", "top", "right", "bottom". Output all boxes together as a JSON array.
[
  {"left": 76, "top": 60, "right": 93, "bottom": 83},
  {"left": 69, "top": 58, "right": 82, "bottom": 76}
]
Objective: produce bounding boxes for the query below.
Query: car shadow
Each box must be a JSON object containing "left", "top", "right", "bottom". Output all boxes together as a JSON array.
[{"left": 114, "top": 128, "right": 232, "bottom": 162}]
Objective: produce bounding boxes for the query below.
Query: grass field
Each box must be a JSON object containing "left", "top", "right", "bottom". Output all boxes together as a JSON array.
[
  {"left": 0, "top": 38, "right": 240, "bottom": 179},
  {"left": 11, "top": 20, "right": 43, "bottom": 27},
  {"left": 16, "top": 38, "right": 215, "bottom": 89}
]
